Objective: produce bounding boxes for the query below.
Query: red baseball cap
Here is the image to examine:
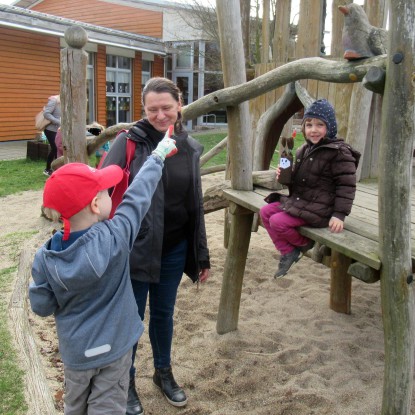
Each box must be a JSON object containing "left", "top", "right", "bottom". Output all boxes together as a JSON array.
[{"left": 43, "top": 163, "right": 123, "bottom": 240}]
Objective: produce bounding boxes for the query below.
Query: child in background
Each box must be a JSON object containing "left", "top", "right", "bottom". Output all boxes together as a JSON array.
[
  {"left": 260, "top": 99, "right": 360, "bottom": 279},
  {"left": 29, "top": 136, "right": 177, "bottom": 415}
]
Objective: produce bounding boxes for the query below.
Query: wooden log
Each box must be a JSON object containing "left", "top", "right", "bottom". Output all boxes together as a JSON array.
[
  {"left": 272, "top": 0, "right": 291, "bottom": 62},
  {"left": 217, "top": 209, "right": 254, "bottom": 334},
  {"left": 216, "top": 0, "right": 253, "bottom": 334},
  {"left": 345, "top": 83, "right": 373, "bottom": 181},
  {"left": 295, "top": 80, "right": 315, "bottom": 108},
  {"left": 203, "top": 182, "right": 230, "bottom": 214},
  {"left": 378, "top": 1, "right": 415, "bottom": 412},
  {"left": 252, "top": 170, "right": 279, "bottom": 190},
  {"left": 330, "top": 250, "right": 352, "bottom": 314},
  {"left": 182, "top": 55, "right": 387, "bottom": 122},
  {"left": 261, "top": 0, "right": 270, "bottom": 63},
  {"left": 201, "top": 164, "right": 226, "bottom": 176},
  {"left": 253, "top": 82, "right": 302, "bottom": 170},
  {"left": 368, "top": 95, "right": 382, "bottom": 179},
  {"left": 9, "top": 248, "right": 57, "bottom": 414},
  {"left": 216, "top": 0, "right": 252, "bottom": 190},
  {"left": 348, "top": 262, "right": 380, "bottom": 283},
  {"left": 60, "top": 26, "right": 89, "bottom": 164},
  {"left": 362, "top": 66, "right": 386, "bottom": 94},
  {"left": 296, "top": 0, "right": 323, "bottom": 58}
]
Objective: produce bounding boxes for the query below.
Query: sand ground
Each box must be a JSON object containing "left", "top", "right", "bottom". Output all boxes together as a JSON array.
[{"left": 2, "top": 173, "right": 415, "bottom": 415}]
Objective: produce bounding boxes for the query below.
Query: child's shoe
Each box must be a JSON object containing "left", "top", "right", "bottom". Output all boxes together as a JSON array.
[
  {"left": 274, "top": 248, "right": 302, "bottom": 278},
  {"left": 299, "top": 240, "right": 315, "bottom": 253}
]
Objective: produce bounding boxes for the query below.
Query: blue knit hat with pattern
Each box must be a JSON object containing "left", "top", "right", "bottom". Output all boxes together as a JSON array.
[{"left": 303, "top": 99, "right": 337, "bottom": 139}]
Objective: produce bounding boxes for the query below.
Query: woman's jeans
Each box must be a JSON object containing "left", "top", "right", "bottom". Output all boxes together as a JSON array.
[
  {"left": 129, "top": 239, "right": 187, "bottom": 377},
  {"left": 260, "top": 202, "right": 308, "bottom": 255},
  {"left": 44, "top": 129, "right": 57, "bottom": 170}
]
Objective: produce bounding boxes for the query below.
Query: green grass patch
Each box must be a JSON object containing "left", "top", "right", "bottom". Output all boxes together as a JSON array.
[
  {"left": 0, "top": 155, "right": 99, "bottom": 198},
  {"left": 0, "top": 231, "right": 39, "bottom": 414},
  {"left": 0, "top": 131, "right": 304, "bottom": 196},
  {"left": 193, "top": 129, "right": 305, "bottom": 170},
  {"left": 0, "top": 159, "right": 47, "bottom": 197},
  {"left": 0, "top": 264, "right": 27, "bottom": 415},
  {"left": 193, "top": 131, "right": 228, "bottom": 167}
]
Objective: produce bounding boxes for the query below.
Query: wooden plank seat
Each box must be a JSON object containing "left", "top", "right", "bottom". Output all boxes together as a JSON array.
[{"left": 222, "top": 186, "right": 383, "bottom": 314}]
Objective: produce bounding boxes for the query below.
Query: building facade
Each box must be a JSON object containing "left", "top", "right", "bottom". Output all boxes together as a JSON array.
[{"left": 0, "top": 0, "right": 225, "bottom": 143}]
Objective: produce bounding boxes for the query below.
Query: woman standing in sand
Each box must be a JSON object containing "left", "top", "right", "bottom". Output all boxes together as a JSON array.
[{"left": 102, "top": 77, "right": 210, "bottom": 415}]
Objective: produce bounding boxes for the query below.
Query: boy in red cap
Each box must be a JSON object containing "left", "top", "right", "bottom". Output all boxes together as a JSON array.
[{"left": 29, "top": 136, "right": 177, "bottom": 415}]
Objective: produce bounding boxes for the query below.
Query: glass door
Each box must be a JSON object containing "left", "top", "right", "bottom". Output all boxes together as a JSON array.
[{"left": 173, "top": 74, "right": 193, "bottom": 130}]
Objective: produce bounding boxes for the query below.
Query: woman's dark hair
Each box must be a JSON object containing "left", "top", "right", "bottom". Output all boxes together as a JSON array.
[{"left": 142, "top": 77, "right": 183, "bottom": 134}]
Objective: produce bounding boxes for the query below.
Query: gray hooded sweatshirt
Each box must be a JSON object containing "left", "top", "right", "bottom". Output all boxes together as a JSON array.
[{"left": 29, "top": 155, "right": 163, "bottom": 370}]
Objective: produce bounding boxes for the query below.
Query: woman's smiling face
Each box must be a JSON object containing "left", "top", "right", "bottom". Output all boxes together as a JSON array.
[{"left": 143, "top": 92, "right": 181, "bottom": 133}]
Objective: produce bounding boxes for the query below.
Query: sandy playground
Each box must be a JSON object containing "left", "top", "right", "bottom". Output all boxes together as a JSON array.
[{"left": 2, "top": 172, "right": 415, "bottom": 415}]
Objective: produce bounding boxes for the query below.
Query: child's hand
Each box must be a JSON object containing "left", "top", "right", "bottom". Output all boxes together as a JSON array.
[
  {"left": 276, "top": 167, "right": 281, "bottom": 180},
  {"left": 329, "top": 217, "right": 344, "bottom": 233},
  {"left": 152, "top": 137, "right": 177, "bottom": 161}
]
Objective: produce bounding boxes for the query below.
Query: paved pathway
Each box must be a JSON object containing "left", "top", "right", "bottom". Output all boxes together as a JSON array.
[{"left": 0, "top": 140, "right": 29, "bottom": 161}]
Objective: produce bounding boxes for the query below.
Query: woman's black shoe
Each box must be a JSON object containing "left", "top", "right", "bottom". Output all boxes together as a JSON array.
[
  {"left": 153, "top": 367, "right": 188, "bottom": 407},
  {"left": 126, "top": 378, "right": 144, "bottom": 415}
]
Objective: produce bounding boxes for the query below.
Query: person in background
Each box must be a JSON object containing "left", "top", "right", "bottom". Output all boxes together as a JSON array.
[
  {"left": 29, "top": 137, "right": 177, "bottom": 415},
  {"left": 43, "top": 94, "right": 61, "bottom": 176},
  {"left": 260, "top": 99, "right": 360, "bottom": 279},
  {"left": 86, "top": 122, "right": 110, "bottom": 168},
  {"left": 102, "top": 77, "right": 210, "bottom": 415}
]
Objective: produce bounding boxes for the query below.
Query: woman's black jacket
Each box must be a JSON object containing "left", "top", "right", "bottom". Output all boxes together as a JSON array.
[{"left": 102, "top": 123, "right": 210, "bottom": 283}]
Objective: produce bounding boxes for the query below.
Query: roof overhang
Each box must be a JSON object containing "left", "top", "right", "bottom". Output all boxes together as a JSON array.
[{"left": 0, "top": 5, "right": 166, "bottom": 55}]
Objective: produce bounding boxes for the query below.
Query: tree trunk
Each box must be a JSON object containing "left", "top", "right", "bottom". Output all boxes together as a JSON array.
[{"left": 378, "top": 1, "right": 415, "bottom": 413}]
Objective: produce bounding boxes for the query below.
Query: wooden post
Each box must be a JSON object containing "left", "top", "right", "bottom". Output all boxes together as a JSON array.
[
  {"left": 217, "top": 205, "right": 254, "bottom": 334},
  {"left": 329, "top": 251, "right": 352, "bottom": 314},
  {"left": 240, "top": 0, "right": 251, "bottom": 68},
  {"left": 60, "top": 25, "right": 89, "bottom": 164},
  {"left": 378, "top": 1, "right": 415, "bottom": 413},
  {"left": 296, "top": 0, "right": 324, "bottom": 58},
  {"left": 216, "top": 0, "right": 253, "bottom": 334},
  {"left": 261, "top": 0, "right": 270, "bottom": 63},
  {"left": 272, "top": 0, "right": 291, "bottom": 62}
]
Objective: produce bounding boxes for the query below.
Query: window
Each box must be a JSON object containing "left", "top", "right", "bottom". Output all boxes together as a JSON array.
[
  {"left": 106, "top": 55, "right": 131, "bottom": 127},
  {"left": 86, "top": 53, "right": 95, "bottom": 125},
  {"left": 142, "top": 60, "right": 152, "bottom": 88},
  {"left": 174, "top": 44, "right": 193, "bottom": 70}
]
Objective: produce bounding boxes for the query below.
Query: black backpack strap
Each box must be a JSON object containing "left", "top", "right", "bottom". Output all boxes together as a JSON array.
[{"left": 126, "top": 125, "right": 147, "bottom": 141}]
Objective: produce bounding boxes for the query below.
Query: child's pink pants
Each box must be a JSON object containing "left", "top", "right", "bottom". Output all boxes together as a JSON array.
[{"left": 259, "top": 202, "right": 309, "bottom": 255}]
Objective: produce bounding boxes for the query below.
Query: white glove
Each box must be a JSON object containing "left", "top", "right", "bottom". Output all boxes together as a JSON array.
[{"left": 152, "top": 130, "right": 178, "bottom": 161}]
